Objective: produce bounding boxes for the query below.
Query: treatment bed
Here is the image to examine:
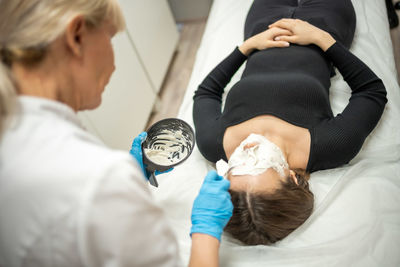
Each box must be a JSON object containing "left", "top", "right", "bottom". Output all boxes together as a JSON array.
[{"left": 150, "top": 0, "right": 400, "bottom": 266}]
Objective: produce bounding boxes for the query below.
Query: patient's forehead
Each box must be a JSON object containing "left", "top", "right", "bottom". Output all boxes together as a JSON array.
[{"left": 228, "top": 168, "right": 288, "bottom": 193}]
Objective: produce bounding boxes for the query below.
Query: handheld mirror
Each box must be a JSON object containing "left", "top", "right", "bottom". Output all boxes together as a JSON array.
[{"left": 141, "top": 118, "right": 195, "bottom": 187}]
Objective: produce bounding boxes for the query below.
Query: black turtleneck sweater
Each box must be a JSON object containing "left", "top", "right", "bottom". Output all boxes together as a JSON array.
[{"left": 192, "top": 42, "right": 387, "bottom": 172}]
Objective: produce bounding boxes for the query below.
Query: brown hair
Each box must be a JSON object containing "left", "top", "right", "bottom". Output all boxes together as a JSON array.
[{"left": 224, "top": 169, "right": 314, "bottom": 245}]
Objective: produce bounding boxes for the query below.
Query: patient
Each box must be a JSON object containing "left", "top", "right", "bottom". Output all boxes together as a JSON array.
[{"left": 193, "top": 0, "right": 387, "bottom": 245}]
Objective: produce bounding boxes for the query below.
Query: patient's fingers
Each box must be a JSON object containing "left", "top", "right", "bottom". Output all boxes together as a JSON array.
[
  {"left": 275, "top": 35, "right": 298, "bottom": 43},
  {"left": 269, "top": 27, "right": 293, "bottom": 37},
  {"left": 269, "top": 19, "right": 296, "bottom": 30},
  {"left": 271, "top": 41, "right": 290, "bottom": 47}
]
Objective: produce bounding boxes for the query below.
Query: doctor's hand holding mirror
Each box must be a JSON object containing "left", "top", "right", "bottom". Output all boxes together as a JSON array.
[{"left": 130, "top": 118, "right": 195, "bottom": 187}]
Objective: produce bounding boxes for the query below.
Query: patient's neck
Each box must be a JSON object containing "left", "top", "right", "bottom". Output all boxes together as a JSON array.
[{"left": 223, "top": 115, "right": 310, "bottom": 170}]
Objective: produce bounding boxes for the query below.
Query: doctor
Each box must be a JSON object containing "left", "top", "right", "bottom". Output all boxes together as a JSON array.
[{"left": 0, "top": 0, "right": 232, "bottom": 266}]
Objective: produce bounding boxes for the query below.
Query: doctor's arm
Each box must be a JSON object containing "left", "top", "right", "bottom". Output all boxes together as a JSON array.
[
  {"left": 188, "top": 171, "right": 233, "bottom": 267},
  {"left": 189, "top": 234, "right": 220, "bottom": 267}
]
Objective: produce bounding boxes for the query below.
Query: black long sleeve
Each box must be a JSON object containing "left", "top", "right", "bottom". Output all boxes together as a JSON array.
[
  {"left": 193, "top": 48, "right": 247, "bottom": 162},
  {"left": 307, "top": 42, "right": 387, "bottom": 171}
]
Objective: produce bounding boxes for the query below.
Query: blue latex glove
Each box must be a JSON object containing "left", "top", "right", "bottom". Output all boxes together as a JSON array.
[
  {"left": 129, "top": 131, "right": 173, "bottom": 179},
  {"left": 190, "top": 170, "right": 233, "bottom": 241}
]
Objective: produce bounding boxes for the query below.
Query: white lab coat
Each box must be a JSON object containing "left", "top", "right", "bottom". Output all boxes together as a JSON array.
[{"left": 0, "top": 96, "right": 181, "bottom": 267}]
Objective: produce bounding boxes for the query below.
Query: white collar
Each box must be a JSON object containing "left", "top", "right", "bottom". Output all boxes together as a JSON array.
[{"left": 16, "top": 96, "right": 84, "bottom": 129}]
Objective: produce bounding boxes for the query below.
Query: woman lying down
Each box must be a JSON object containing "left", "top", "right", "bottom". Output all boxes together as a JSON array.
[{"left": 192, "top": 0, "right": 387, "bottom": 245}]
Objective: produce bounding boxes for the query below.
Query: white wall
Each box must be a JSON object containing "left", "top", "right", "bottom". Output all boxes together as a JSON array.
[{"left": 78, "top": 0, "right": 179, "bottom": 150}]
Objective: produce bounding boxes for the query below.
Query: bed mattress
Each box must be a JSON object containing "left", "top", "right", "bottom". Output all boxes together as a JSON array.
[{"left": 150, "top": 0, "right": 400, "bottom": 266}]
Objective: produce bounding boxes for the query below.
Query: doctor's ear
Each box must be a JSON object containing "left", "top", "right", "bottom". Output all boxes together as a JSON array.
[{"left": 65, "top": 15, "right": 87, "bottom": 57}]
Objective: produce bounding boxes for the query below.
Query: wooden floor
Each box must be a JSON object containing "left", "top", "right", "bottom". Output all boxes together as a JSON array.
[
  {"left": 146, "top": 20, "right": 206, "bottom": 128},
  {"left": 147, "top": 10, "right": 400, "bottom": 127}
]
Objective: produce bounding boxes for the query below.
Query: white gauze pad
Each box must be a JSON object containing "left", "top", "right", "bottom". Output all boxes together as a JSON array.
[{"left": 216, "top": 133, "right": 289, "bottom": 177}]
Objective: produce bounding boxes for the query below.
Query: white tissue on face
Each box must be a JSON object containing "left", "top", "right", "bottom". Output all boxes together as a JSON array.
[
  {"left": 227, "top": 133, "right": 289, "bottom": 177},
  {"left": 216, "top": 159, "right": 230, "bottom": 177}
]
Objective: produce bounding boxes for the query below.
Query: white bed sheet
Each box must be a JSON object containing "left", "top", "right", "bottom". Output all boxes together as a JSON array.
[{"left": 151, "top": 0, "right": 400, "bottom": 266}]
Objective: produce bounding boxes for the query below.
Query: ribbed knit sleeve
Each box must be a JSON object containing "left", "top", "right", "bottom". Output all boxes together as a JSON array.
[
  {"left": 193, "top": 47, "right": 248, "bottom": 102},
  {"left": 307, "top": 42, "right": 387, "bottom": 172},
  {"left": 193, "top": 47, "right": 247, "bottom": 162}
]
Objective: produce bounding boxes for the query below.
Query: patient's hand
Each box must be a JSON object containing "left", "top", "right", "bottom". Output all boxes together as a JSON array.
[
  {"left": 268, "top": 18, "right": 336, "bottom": 51},
  {"left": 239, "top": 27, "right": 292, "bottom": 56}
]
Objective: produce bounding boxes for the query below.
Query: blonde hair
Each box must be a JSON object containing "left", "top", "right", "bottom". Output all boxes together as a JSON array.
[{"left": 0, "top": 0, "right": 125, "bottom": 136}]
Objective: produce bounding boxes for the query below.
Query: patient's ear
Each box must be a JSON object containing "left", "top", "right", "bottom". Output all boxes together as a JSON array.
[
  {"left": 289, "top": 170, "right": 299, "bottom": 185},
  {"left": 64, "top": 15, "right": 87, "bottom": 58}
]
